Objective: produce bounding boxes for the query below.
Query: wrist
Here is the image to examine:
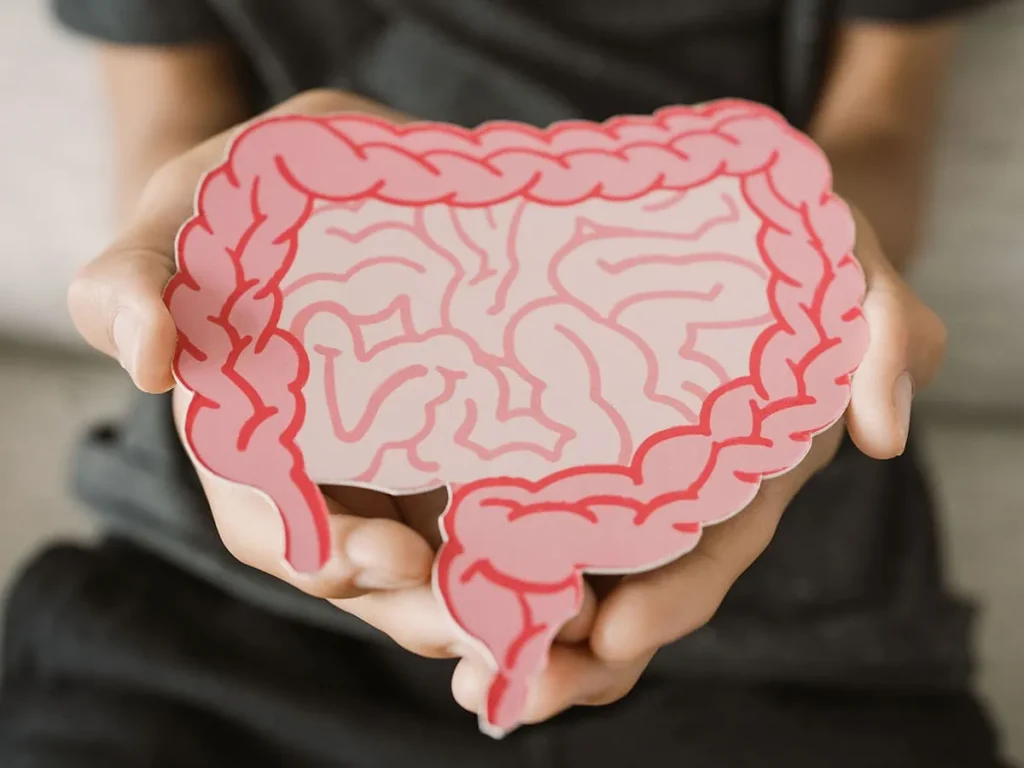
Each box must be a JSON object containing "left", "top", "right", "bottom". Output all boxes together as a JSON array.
[{"left": 817, "top": 132, "right": 930, "bottom": 273}]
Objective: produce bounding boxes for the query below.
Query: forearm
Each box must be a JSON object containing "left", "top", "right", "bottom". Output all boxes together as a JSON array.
[
  {"left": 98, "top": 44, "right": 406, "bottom": 229},
  {"left": 808, "top": 20, "right": 962, "bottom": 272},
  {"left": 815, "top": 130, "right": 932, "bottom": 272},
  {"left": 99, "top": 42, "right": 250, "bottom": 223}
]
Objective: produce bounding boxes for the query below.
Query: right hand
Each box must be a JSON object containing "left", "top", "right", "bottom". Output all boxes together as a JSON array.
[{"left": 68, "top": 88, "right": 596, "bottom": 660}]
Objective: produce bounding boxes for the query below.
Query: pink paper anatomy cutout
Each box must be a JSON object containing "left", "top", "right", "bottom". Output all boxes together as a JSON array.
[{"left": 166, "top": 99, "right": 869, "bottom": 738}]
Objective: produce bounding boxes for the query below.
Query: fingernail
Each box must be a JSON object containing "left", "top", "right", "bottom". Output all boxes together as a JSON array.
[
  {"left": 112, "top": 310, "right": 140, "bottom": 378},
  {"left": 893, "top": 372, "right": 914, "bottom": 454}
]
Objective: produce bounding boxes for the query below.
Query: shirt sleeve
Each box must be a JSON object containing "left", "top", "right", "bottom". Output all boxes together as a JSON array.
[
  {"left": 840, "top": 0, "right": 997, "bottom": 22},
  {"left": 52, "top": 0, "right": 227, "bottom": 45}
]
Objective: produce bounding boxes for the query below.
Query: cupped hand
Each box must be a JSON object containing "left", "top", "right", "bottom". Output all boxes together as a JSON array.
[
  {"left": 449, "top": 204, "right": 948, "bottom": 723},
  {"left": 69, "top": 93, "right": 947, "bottom": 721},
  {"left": 66, "top": 88, "right": 602, "bottom": 660}
]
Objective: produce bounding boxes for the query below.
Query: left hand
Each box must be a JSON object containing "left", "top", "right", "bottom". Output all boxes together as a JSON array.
[{"left": 450, "top": 205, "right": 948, "bottom": 724}]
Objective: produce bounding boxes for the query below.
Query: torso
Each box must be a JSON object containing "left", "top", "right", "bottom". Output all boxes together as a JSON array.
[
  {"left": 211, "top": 0, "right": 784, "bottom": 123},
  {"left": 76, "top": 0, "right": 974, "bottom": 690}
]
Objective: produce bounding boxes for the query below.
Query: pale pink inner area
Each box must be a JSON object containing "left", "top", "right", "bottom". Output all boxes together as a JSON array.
[{"left": 280, "top": 178, "right": 771, "bottom": 491}]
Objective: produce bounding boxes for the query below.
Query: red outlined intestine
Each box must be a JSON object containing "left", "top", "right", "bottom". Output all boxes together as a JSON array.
[
  {"left": 165, "top": 100, "right": 869, "bottom": 737},
  {"left": 282, "top": 182, "right": 771, "bottom": 492}
]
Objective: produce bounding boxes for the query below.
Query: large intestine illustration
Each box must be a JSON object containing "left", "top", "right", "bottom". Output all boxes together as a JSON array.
[{"left": 165, "top": 100, "right": 869, "bottom": 738}]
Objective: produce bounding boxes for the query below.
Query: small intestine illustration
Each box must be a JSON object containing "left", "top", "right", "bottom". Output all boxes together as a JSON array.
[{"left": 166, "top": 100, "right": 869, "bottom": 738}]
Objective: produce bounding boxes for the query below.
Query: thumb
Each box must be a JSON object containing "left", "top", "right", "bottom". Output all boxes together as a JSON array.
[
  {"left": 845, "top": 229, "right": 947, "bottom": 460},
  {"left": 68, "top": 89, "right": 413, "bottom": 395},
  {"left": 67, "top": 159, "right": 201, "bottom": 393},
  {"left": 68, "top": 248, "right": 178, "bottom": 393}
]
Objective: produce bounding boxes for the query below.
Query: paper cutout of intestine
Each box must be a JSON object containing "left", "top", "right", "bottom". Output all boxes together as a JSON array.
[{"left": 165, "top": 99, "right": 869, "bottom": 738}]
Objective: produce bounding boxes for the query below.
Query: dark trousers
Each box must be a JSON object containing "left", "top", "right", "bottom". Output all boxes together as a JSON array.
[{"left": 0, "top": 538, "right": 1011, "bottom": 767}]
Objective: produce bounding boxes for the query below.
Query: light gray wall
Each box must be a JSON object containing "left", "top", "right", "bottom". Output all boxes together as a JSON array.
[{"left": 913, "top": 0, "right": 1024, "bottom": 410}]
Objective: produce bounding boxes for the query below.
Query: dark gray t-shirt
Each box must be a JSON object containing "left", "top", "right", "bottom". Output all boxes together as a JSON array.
[{"left": 55, "top": 0, "right": 986, "bottom": 689}]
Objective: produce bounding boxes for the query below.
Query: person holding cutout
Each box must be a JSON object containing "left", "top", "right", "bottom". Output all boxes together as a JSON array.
[{"left": 0, "top": 1, "right": 1010, "bottom": 765}]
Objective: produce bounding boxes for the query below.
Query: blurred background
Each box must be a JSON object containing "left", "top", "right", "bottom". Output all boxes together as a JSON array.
[{"left": 0, "top": 0, "right": 1021, "bottom": 760}]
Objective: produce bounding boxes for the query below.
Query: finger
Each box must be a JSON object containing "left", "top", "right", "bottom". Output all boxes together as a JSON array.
[
  {"left": 846, "top": 283, "right": 912, "bottom": 458},
  {"left": 334, "top": 584, "right": 466, "bottom": 659},
  {"left": 214, "top": 480, "right": 434, "bottom": 598},
  {"left": 557, "top": 580, "right": 597, "bottom": 644},
  {"left": 451, "top": 645, "right": 648, "bottom": 724},
  {"left": 68, "top": 89, "right": 410, "bottom": 393},
  {"left": 845, "top": 211, "right": 947, "bottom": 459},
  {"left": 589, "top": 480, "right": 794, "bottom": 664},
  {"left": 176, "top": 389, "right": 433, "bottom": 599},
  {"left": 67, "top": 125, "right": 243, "bottom": 392},
  {"left": 847, "top": 282, "right": 946, "bottom": 459},
  {"left": 67, "top": 244, "right": 180, "bottom": 393},
  {"left": 338, "top": 578, "right": 593, "bottom": 664}
]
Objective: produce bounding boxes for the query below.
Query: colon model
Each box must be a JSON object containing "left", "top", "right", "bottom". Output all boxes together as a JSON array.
[{"left": 166, "top": 102, "right": 867, "bottom": 736}]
